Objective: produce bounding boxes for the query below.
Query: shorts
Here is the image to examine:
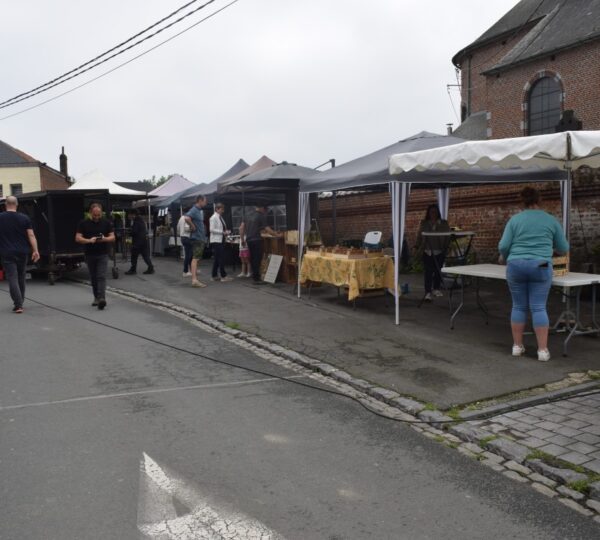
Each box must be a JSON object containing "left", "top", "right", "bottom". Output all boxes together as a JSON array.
[{"left": 192, "top": 240, "right": 205, "bottom": 259}]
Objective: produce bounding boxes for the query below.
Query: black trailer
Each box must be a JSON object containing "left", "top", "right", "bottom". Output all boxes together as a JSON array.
[{"left": 10, "top": 189, "right": 112, "bottom": 284}]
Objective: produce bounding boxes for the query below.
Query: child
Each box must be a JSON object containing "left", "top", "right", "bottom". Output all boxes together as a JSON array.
[{"left": 238, "top": 235, "right": 251, "bottom": 277}]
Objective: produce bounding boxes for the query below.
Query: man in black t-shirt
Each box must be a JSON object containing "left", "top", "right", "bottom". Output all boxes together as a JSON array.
[
  {"left": 75, "top": 203, "right": 115, "bottom": 309},
  {"left": 239, "top": 205, "right": 281, "bottom": 283},
  {"left": 125, "top": 209, "right": 153, "bottom": 275},
  {"left": 0, "top": 196, "right": 40, "bottom": 313}
]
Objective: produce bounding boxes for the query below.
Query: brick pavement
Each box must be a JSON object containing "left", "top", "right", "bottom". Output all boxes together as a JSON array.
[{"left": 471, "top": 391, "right": 600, "bottom": 474}]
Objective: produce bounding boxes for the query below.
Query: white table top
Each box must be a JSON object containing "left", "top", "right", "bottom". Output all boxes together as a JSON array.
[
  {"left": 421, "top": 231, "right": 475, "bottom": 237},
  {"left": 442, "top": 263, "right": 600, "bottom": 287}
]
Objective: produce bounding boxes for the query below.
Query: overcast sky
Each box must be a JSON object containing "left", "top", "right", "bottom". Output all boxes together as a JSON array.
[{"left": 1, "top": 0, "right": 518, "bottom": 184}]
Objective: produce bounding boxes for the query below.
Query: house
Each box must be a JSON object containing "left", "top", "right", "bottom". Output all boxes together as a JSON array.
[
  {"left": 0, "top": 140, "right": 71, "bottom": 197},
  {"left": 318, "top": 0, "right": 600, "bottom": 264}
]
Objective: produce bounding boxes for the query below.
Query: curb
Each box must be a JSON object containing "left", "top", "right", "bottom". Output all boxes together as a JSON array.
[{"left": 101, "top": 282, "right": 600, "bottom": 521}]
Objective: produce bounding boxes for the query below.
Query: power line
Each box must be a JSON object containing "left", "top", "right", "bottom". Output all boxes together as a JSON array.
[
  {"left": 0, "top": 0, "right": 203, "bottom": 108},
  {"left": 0, "top": 0, "right": 240, "bottom": 122}
]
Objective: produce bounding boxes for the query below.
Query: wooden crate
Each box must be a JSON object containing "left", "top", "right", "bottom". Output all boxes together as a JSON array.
[{"left": 552, "top": 255, "right": 569, "bottom": 276}]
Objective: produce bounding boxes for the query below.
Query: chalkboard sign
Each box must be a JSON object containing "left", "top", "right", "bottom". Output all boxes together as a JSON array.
[{"left": 263, "top": 254, "right": 283, "bottom": 284}]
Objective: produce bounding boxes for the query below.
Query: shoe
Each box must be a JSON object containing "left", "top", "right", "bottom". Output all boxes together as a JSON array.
[
  {"left": 13, "top": 307, "right": 23, "bottom": 314},
  {"left": 220, "top": 276, "right": 233, "bottom": 282},
  {"left": 124, "top": 269, "right": 136, "bottom": 275},
  {"left": 245, "top": 272, "right": 251, "bottom": 278},
  {"left": 432, "top": 289, "right": 443, "bottom": 297},
  {"left": 211, "top": 276, "right": 220, "bottom": 281},
  {"left": 97, "top": 298, "right": 107, "bottom": 310},
  {"left": 537, "top": 349, "right": 551, "bottom": 362},
  {"left": 237, "top": 272, "right": 246, "bottom": 278},
  {"left": 191, "top": 281, "right": 206, "bottom": 288},
  {"left": 143, "top": 267, "right": 154, "bottom": 275},
  {"left": 183, "top": 272, "right": 192, "bottom": 277},
  {"left": 512, "top": 344, "right": 526, "bottom": 356},
  {"left": 92, "top": 298, "right": 99, "bottom": 307},
  {"left": 424, "top": 292, "right": 432, "bottom": 301}
]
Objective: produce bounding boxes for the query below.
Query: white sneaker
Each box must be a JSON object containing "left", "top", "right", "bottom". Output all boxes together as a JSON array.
[
  {"left": 245, "top": 272, "right": 251, "bottom": 278},
  {"left": 432, "top": 289, "right": 443, "bottom": 297},
  {"left": 183, "top": 272, "right": 192, "bottom": 277},
  {"left": 424, "top": 292, "right": 432, "bottom": 301},
  {"left": 237, "top": 272, "right": 246, "bottom": 278},
  {"left": 220, "top": 276, "right": 233, "bottom": 282},
  {"left": 537, "top": 349, "right": 551, "bottom": 362},
  {"left": 512, "top": 344, "right": 526, "bottom": 356}
]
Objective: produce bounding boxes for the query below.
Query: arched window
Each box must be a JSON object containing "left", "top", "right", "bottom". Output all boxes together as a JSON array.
[{"left": 528, "top": 77, "right": 562, "bottom": 135}]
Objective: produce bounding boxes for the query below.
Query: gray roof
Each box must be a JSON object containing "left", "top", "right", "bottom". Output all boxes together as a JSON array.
[
  {"left": 453, "top": 0, "right": 600, "bottom": 73},
  {"left": 0, "top": 139, "right": 37, "bottom": 165},
  {"left": 452, "top": 111, "right": 488, "bottom": 141}
]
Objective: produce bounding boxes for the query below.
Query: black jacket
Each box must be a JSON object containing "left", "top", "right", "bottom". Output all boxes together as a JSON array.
[{"left": 130, "top": 216, "right": 148, "bottom": 248}]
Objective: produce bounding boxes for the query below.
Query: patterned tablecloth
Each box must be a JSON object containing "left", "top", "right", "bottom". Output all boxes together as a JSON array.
[{"left": 299, "top": 253, "right": 395, "bottom": 301}]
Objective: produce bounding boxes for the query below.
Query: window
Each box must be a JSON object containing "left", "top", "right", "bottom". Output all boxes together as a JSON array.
[
  {"left": 528, "top": 77, "right": 562, "bottom": 135},
  {"left": 10, "top": 183, "right": 23, "bottom": 196}
]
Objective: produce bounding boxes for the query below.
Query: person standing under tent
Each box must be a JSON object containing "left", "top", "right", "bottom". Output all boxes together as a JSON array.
[
  {"left": 184, "top": 195, "right": 208, "bottom": 288},
  {"left": 498, "top": 187, "right": 569, "bottom": 362},
  {"left": 125, "top": 209, "right": 154, "bottom": 275},
  {"left": 239, "top": 205, "right": 281, "bottom": 284},
  {"left": 177, "top": 207, "right": 193, "bottom": 277},
  {"left": 0, "top": 196, "right": 40, "bottom": 313},
  {"left": 209, "top": 203, "right": 233, "bottom": 282},
  {"left": 416, "top": 204, "right": 450, "bottom": 301},
  {"left": 76, "top": 203, "right": 115, "bottom": 310}
]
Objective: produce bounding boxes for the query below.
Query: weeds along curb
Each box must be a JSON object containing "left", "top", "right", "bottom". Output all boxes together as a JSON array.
[{"left": 103, "top": 283, "right": 600, "bottom": 521}]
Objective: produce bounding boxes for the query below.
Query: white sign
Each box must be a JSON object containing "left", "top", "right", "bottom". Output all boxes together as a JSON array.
[
  {"left": 137, "top": 453, "right": 284, "bottom": 539},
  {"left": 262, "top": 254, "right": 283, "bottom": 284}
]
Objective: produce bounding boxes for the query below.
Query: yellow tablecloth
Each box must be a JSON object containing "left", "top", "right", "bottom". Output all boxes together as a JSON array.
[{"left": 300, "top": 253, "right": 395, "bottom": 301}]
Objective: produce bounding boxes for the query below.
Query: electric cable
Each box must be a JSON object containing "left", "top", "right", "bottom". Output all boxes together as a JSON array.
[
  {"left": 0, "top": 0, "right": 240, "bottom": 122},
  {"left": 2, "top": 287, "right": 598, "bottom": 427},
  {"left": 0, "top": 0, "right": 203, "bottom": 108}
]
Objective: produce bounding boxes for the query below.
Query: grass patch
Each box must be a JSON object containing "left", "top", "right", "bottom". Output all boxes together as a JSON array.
[
  {"left": 423, "top": 402, "right": 437, "bottom": 411},
  {"left": 567, "top": 479, "right": 591, "bottom": 495},
  {"left": 445, "top": 406, "right": 462, "bottom": 420},
  {"left": 478, "top": 435, "right": 498, "bottom": 449},
  {"left": 225, "top": 321, "right": 241, "bottom": 330},
  {"left": 526, "top": 450, "right": 599, "bottom": 477},
  {"left": 588, "top": 370, "right": 600, "bottom": 380}
]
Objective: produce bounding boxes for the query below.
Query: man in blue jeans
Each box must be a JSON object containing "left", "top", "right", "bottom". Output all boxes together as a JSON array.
[{"left": 0, "top": 196, "right": 40, "bottom": 313}]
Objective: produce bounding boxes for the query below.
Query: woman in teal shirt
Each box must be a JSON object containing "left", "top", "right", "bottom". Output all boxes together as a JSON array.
[{"left": 498, "top": 187, "right": 569, "bottom": 362}]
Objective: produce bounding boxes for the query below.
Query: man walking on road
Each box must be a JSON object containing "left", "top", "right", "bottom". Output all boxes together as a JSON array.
[
  {"left": 184, "top": 195, "right": 208, "bottom": 288},
  {"left": 0, "top": 196, "right": 40, "bottom": 313},
  {"left": 125, "top": 209, "right": 154, "bottom": 275},
  {"left": 75, "top": 203, "right": 115, "bottom": 310}
]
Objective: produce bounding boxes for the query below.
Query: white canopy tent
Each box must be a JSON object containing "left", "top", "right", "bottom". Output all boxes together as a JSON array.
[
  {"left": 69, "top": 169, "right": 147, "bottom": 196},
  {"left": 298, "top": 132, "right": 569, "bottom": 325}
]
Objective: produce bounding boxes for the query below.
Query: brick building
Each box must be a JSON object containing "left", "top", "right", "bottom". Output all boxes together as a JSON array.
[
  {"left": 318, "top": 0, "right": 600, "bottom": 266},
  {"left": 0, "top": 140, "right": 71, "bottom": 197}
]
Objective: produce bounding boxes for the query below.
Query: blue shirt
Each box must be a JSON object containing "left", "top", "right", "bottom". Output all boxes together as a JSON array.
[
  {"left": 498, "top": 209, "right": 569, "bottom": 263},
  {"left": 185, "top": 205, "right": 206, "bottom": 242},
  {"left": 0, "top": 211, "right": 33, "bottom": 256}
]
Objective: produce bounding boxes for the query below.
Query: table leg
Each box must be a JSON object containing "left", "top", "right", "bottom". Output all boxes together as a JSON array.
[
  {"left": 450, "top": 274, "right": 465, "bottom": 330},
  {"left": 475, "top": 277, "right": 490, "bottom": 325}
]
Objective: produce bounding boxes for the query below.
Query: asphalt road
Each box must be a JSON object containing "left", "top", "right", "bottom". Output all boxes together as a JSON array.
[{"left": 0, "top": 280, "right": 598, "bottom": 539}]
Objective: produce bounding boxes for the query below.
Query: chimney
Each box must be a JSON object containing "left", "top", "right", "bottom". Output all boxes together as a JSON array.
[
  {"left": 446, "top": 123, "right": 453, "bottom": 135},
  {"left": 59, "top": 146, "right": 69, "bottom": 179}
]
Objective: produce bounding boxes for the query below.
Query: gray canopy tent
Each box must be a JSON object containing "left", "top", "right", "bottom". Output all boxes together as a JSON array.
[{"left": 297, "top": 131, "right": 567, "bottom": 325}]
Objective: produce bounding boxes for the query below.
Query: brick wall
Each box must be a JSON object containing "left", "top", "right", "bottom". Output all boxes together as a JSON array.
[{"left": 317, "top": 179, "right": 600, "bottom": 269}]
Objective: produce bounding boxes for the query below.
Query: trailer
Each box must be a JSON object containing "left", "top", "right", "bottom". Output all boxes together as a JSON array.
[{"left": 8, "top": 189, "right": 112, "bottom": 284}]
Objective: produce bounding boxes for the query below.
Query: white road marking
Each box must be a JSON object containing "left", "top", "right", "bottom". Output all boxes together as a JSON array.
[
  {"left": 138, "top": 453, "right": 285, "bottom": 539},
  {"left": 0, "top": 375, "right": 307, "bottom": 412},
  {"left": 262, "top": 434, "right": 290, "bottom": 445}
]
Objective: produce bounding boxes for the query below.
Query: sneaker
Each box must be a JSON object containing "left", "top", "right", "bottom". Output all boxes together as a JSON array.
[
  {"left": 237, "top": 272, "right": 246, "bottom": 278},
  {"left": 124, "top": 269, "right": 136, "bottom": 275},
  {"left": 183, "top": 272, "right": 192, "bottom": 277},
  {"left": 245, "top": 273, "right": 251, "bottom": 278},
  {"left": 92, "top": 298, "right": 99, "bottom": 307},
  {"left": 97, "top": 298, "right": 107, "bottom": 310},
  {"left": 191, "top": 281, "right": 206, "bottom": 288},
  {"left": 220, "top": 276, "right": 233, "bottom": 282},
  {"left": 14, "top": 307, "right": 23, "bottom": 314},
  {"left": 537, "top": 349, "right": 551, "bottom": 362},
  {"left": 211, "top": 276, "right": 220, "bottom": 281},
  {"left": 432, "top": 289, "right": 443, "bottom": 297},
  {"left": 424, "top": 292, "right": 432, "bottom": 301},
  {"left": 512, "top": 344, "right": 526, "bottom": 356},
  {"left": 143, "top": 267, "right": 155, "bottom": 275}
]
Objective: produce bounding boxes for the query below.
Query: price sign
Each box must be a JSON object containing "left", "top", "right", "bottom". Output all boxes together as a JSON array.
[{"left": 263, "top": 254, "right": 283, "bottom": 284}]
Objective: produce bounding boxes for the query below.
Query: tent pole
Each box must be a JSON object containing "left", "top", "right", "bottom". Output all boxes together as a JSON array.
[
  {"left": 147, "top": 197, "right": 152, "bottom": 255},
  {"left": 332, "top": 191, "right": 337, "bottom": 244}
]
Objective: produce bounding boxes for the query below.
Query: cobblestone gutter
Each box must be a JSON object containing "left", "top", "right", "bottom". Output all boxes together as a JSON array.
[{"left": 106, "top": 284, "right": 600, "bottom": 524}]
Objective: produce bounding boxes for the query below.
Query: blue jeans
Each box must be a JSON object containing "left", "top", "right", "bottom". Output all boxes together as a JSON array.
[
  {"left": 1, "top": 253, "right": 27, "bottom": 308},
  {"left": 181, "top": 237, "right": 193, "bottom": 273},
  {"left": 506, "top": 259, "right": 553, "bottom": 328}
]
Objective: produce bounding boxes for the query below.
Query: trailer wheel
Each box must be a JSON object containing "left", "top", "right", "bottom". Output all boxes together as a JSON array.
[
  {"left": 112, "top": 267, "right": 119, "bottom": 279},
  {"left": 48, "top": 273, "right": 56, "bottom": 285}
]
